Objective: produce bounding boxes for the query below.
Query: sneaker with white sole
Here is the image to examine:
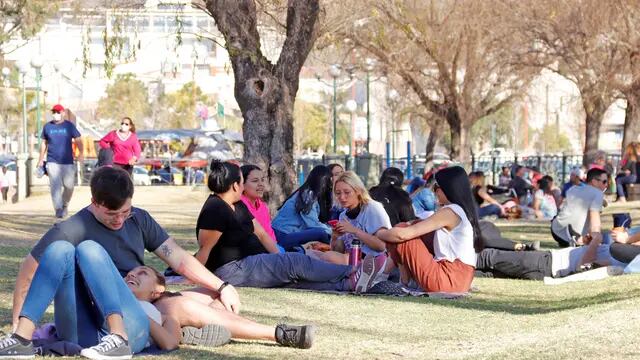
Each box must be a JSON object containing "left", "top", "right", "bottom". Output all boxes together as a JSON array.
[
  {"left": 351, "top": 253, "right": 388, "bottom": 293},
  {"left": 275, "top": 324, "right": 315, "bottom": 349},
  {"left": 181, "top": 324, "right": 231, "bottom": 347},
  {"left": 80, "top": 334, "right": 131, "bottom": 360},
  {"left": 0, "top": 334, "right": 34, "bottom": 359}
]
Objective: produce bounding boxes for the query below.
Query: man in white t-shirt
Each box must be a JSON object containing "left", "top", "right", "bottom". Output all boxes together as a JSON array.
[{"left": 550, "top": 168, "right": 608, "bottom": 247}]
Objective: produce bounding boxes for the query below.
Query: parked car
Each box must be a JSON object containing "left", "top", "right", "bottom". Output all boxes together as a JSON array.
[
  {"left": 132, "top": 166, "right": 151, "bottom": 186},
  {"left": 150, "top": 166, "right": 183, "bottom": 185},
  {"left": 0, "top": 160, "right": 16, "bottom": 186}
]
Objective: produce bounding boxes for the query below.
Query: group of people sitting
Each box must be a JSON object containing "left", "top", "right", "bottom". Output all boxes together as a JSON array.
[{"left": 1, "top": 159, "right": 638, "bottom": 359}]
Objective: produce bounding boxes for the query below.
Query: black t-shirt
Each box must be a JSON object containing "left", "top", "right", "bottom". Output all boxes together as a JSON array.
[
  {"left": 31, "top": 207, "right": 169, "bottom": 276},
  {"left": 196, "top": 195, "right": 267, "bottom": 271}
]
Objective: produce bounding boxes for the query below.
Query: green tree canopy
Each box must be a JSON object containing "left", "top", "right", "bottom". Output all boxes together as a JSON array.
[
  {"left": 293, "top": 100, "right": 329, "bottom": 153},
  {"left": 96, "top": 73, "right": 151, "bottom": 127},
  {"left": 0, "top": 0, "right": 60, "bottom": 57},
  {"left": 155, "top": 82, "right": 212, "bottom": 129}
]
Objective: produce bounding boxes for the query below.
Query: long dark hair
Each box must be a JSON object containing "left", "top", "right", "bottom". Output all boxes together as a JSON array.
[
  {"left": 279, "top": 165, "right": 332, "bottom": 222},
  {"left": 369, "top": 167, "right": 415, "bottom": 225},
  {"left": 208, "top": 159, "right": 241, "bottom": 193},
  {"left": 434, "top": 166, "right": 484, "bottom": 252}
]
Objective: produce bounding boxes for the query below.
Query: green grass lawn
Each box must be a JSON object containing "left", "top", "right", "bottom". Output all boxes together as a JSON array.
[{"left": 0, "top": 188, "right": 639, "bottom": 359}]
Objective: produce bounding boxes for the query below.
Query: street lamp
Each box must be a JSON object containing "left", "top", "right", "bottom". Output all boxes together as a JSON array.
[
  {"left": 16, "top": 61, "right": 29, "bottom": 154},
  {"left": 364, "top": 58, "right": 375, "bottom": 152},
  {"left": 329, "top": 64, "right": 341, "bottom": 153},
  {"left": 31, "top": 56, "right": 44, "bottom": 147},
  {"left": 346, "top": 99, "right": 358, "bottom": 157},
  {"left": 387, "top": 89, "right": 400, "bottom": 163}
]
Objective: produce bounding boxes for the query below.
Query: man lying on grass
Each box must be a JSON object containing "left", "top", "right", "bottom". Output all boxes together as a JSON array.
[{"left": 1, "top": 166, "right": 312, "bottom": 359}]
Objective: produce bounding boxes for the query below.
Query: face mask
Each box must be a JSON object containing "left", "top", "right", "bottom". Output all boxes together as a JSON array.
[
  {"left": 52, "top": 113, "right": 62, "bottom": 121},
  {"left": 121, "top": 124, "right": 130, "bottom": 132}
]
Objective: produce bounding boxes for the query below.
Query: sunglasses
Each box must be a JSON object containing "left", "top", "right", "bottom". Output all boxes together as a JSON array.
[
  {"left": 596, "top": 178, "right": 608, "bottom": 184},
  {"left": 121, "top": 122, "right": 130, "bottom": 126}
]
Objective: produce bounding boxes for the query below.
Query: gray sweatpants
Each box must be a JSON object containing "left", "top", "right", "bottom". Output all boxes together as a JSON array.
[
  {"left": 214, "top": 253, "right": 353, "bottom": 291},
  {"left": 46, "top": 163, "right": 76, "bottom": 216}
]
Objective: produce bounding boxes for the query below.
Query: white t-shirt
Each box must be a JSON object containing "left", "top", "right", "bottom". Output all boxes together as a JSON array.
[
  {"left": 550, "top": 244, "right": 626, "bottom": 277},
  {"left": 551, "top": 185, "right": 604, "bottom": 242},
  {"left": 338, "top": 200, "right": 392, "bottom": 256},
  {"left": 433, "top": 204, "right": 476, "bottom": 267}
]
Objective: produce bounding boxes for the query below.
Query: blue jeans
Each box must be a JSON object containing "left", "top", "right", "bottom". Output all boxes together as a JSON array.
[
  {"left": 478, "top": 204, "right": 502, "bottom": 218},
  {"left": 274, "top": 228, "right": 330, "bottom": 251},
  {"left": 19, "top": 241, "right": 149, "bottom": 353},
  {"left": 616, "top": 174, "right": 637, "bottom": 198},
  {"left": 45, "top": 163, "right": 76, "bottom": 216},
  {"left": 214, "top": 252, "right": 352, "bottom": 291}
]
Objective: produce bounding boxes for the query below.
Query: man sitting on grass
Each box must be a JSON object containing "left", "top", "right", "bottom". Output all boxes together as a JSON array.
[
  {"left": 1, "top": 167, "right": 310, "bottom": 358},
  {"left": 551, "top": 168, "right": 608, "bottom": 248}
]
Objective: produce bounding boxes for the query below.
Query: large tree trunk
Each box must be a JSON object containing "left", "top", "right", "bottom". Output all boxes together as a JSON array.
[
  {"left": 622, "top": 90, "right": 640, "bottom": 152},
  {"left": 207, "top": 0, "right": 320, "bottom": 211},
  {"left": 447, "top": 110, "right": 470, "bottom": 164},
  {"left": 424, "top": 125, "right": 439, "bottom": 168},
  {"left": 582, "top": 97, "right": 608, "bottom": 166}
]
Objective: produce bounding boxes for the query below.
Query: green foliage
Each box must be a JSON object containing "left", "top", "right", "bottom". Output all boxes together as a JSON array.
[
  {"left": 155, "top": 82, "right": 212, "bottom": 129},
  {"left": 293, "top": 100, "right": 329, "bottom": 152},
  {"left": 0, "top": 0, "right": 59, "bottom": 55},
  {"left": 96, "top": 73, "right": 151, "bottom": 127},
  {"left": 534, "top": 123, "right": 572, "bottom": 153}
]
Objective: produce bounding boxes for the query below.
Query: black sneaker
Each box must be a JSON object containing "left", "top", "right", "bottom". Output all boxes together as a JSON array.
[
  {"left": 0, "top": 334, "right": 34, "bottom": 359},
  {"left": 80, "top": 334, "right": 132, "bottom": 360},
  {"left": 275, "top": 324, "right": 315, "bottom": 349},
  {"left": 181, "top": 324, "right": 231, "bottom": 347},
  {"left": 525, "top": 241, "right": 541, "bottom": 251}
]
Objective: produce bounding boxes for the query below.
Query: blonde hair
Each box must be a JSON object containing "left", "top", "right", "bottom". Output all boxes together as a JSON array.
[{"left": 334, "top": 171, "right": 372, "bottom": 205}]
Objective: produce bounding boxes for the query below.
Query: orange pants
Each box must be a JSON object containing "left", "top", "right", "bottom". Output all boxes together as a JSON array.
[{"left": 387, "top": 234, "right": 474, "bottom": 293}]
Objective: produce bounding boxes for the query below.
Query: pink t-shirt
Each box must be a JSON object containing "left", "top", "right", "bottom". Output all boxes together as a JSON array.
[
  {"left": 241, "top": 195, "right": 276, "bottom": 242},
  {"left": 99, "top": 130, "right": 142, "bottom": 166}
]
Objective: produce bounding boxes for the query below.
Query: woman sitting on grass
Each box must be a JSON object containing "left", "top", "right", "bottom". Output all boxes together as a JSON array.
[
  {"left": 272, "top": 165, "right": 334, "bottom": 251},
  {"left": 469, "top": 171, "right": 506, "bottom": 219},
  {"left": 308, "top": 171, "right": 391, "bottom": 265},
  {"left": 369, "top": 167, "right": 416, "bottom": 226},
  {"left": 240, "top": 165, "right": 284, "bottom": 253},
  {"left": 376, "top": 166, "right": 483, "bottom": 293}
]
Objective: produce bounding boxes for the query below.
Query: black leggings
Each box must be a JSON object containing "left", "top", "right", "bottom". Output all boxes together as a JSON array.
[
  {"left": 476, "top": 248, "right": 553, "bottom": 280},
  {"left": 479, "top": 221, "right": 521, "bottom": 250},
  {"left": 610, "top": 243, "right": 640, "bottom": 263}
]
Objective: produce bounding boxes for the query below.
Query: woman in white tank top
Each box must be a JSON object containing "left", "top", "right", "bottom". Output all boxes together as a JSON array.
[{"left": 376, "top": 166, "right": 484, "bottom": 293}]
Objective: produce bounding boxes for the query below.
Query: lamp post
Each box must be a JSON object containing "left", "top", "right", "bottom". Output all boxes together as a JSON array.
[
  {"left": 329, "top": 64, "right": 341, "bottom": 153},
  {"left": 1, "top": 67, "right": 10, "bottom": 154},
  {"left": 346, "top": 99, "right": 358, "bottom": 158},
  {"left": 31, "top": 56, "right": 44, "bottom": 147},
  {"left": 387, "top": 89, "right": 399, "bottom": 163},
  {"left": 365, "top": 58, "right": 375, "bottom": 152},
  {"left": 16, "top": 61, "right": 29, "bottom": 154}
]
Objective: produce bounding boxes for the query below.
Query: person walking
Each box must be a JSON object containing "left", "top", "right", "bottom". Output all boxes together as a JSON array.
[
  {"left": 37, "top": 104, "right": 83, "bottom": 218},
  {"left": 99, "top": 117, "right": 141, "bottom": 175}
]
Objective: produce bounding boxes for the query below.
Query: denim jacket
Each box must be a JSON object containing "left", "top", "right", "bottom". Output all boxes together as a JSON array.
[{"left": 272, "top": 192, "right": 331, "bottom": 235}]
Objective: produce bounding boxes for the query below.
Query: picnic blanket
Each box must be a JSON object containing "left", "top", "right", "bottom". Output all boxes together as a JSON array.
[{"left": 166, "top": 276, "right": 470, "bottom": 299}]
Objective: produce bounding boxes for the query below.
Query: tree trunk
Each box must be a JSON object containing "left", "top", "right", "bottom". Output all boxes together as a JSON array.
[
  {"left": 207, "top": 0, "right": 320, "bottom": 212},
  {"left": 447, "top": 110, "right": 470, "bottom": 164},
  {"left": 424, "top": 121, "right": 441, "bottom": 168},
  {"left": 622, "top": 90, "right": 640, "bottom": 152},
  {"left": 582, "top": 97, "right": 608, "bottom": 166}
]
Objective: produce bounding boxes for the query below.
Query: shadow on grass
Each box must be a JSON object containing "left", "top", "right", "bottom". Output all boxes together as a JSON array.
[{"left": 367, "top": 286, "right": 640, "bottom": 315}]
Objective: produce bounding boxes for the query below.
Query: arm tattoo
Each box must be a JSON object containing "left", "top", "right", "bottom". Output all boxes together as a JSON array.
[{"left": 160, "top": 244, "right": 173, "bottom": 258}]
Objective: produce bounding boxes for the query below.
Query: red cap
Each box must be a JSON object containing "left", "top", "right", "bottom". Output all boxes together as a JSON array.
[{"left": 51, "top": 104, "right": 65, "bottom": 112}]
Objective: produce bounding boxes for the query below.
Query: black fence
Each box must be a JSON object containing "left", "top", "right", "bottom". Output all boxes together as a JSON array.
[{"left": 470, "top": 153, "right": 622, "bottom": 185}]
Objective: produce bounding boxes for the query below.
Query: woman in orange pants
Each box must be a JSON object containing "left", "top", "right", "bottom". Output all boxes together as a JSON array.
[{"left": 376, "top": 166, "right": 484, "bottom": 293}]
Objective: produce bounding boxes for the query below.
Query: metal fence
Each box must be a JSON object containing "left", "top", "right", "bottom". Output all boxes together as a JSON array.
[{"left": 470, "top": 153, "right": 622, "bottom": 185}]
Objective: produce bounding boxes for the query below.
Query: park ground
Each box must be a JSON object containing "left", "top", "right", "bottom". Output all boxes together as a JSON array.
[{"left": 0, "top": 187, "right": 639, "bottom": 359}]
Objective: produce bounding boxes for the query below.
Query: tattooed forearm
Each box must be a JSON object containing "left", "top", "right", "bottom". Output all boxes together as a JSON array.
[{"left": 160, "top": 244, "right": 173, "bottom": 258}]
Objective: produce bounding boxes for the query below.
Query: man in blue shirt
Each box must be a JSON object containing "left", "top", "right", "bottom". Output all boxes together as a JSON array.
[{"left": 37, "top": 104, "right": 84, "bottom": 218}]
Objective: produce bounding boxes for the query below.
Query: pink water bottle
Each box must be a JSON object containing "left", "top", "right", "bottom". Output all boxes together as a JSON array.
[{"left": 349, "top": 240, "right": 362, "bottom": 268}]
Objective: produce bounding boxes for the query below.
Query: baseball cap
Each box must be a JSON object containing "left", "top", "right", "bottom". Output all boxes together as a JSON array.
[{"left": 51, "top": 104, "right": 65, "bottom": 113}]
